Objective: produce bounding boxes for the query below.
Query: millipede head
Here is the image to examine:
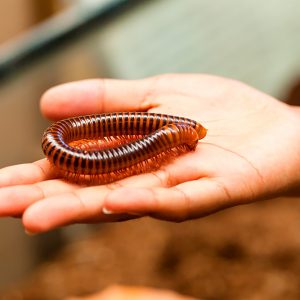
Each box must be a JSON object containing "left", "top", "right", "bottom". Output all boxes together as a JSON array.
[{"left": 195, "top": 123, "right": 207, "bottom": 140}]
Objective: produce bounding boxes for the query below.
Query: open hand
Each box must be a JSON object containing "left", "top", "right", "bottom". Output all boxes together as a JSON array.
[{"left": 1, "top": 74, "right": 300, "bottom": 233}]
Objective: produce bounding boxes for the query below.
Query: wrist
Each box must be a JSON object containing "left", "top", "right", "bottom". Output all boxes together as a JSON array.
[{"left": 282, "top": 105, "right": 300, "bottom": 197}]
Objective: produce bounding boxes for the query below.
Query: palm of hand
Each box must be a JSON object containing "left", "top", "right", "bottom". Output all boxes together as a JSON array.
[{"left": 0, "top": 74, "right": 299, "bottom": 233}]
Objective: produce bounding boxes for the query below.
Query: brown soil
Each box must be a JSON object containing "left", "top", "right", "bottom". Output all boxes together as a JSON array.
[{"left": 2, "top": 197, "right": 300, "bottom": 300}]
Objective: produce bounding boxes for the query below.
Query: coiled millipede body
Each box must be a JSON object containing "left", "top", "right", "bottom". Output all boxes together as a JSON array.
[{"left": 42, "top": 112, "right": 207, "bottom": 184}]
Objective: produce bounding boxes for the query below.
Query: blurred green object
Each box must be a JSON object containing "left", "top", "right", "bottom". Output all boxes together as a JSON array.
[
  {"left": 0, "top": 0, "right": 134, "bottom": 78},
  {"left": 1, "top": 0, "right": 300, "bottom": 97}
]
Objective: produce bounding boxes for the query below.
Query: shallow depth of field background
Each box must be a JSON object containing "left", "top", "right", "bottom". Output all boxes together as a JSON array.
[{"left": 0, "top": 1, "right": 300, "bottom": 299}]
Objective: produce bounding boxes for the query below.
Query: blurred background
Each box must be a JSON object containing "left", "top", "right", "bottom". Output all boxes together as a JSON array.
[{"left": 0, "top": 0, "right": 300, "bottom": 299}]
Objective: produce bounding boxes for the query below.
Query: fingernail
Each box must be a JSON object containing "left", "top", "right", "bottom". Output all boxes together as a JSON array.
[
  {"left": 102, "top": 207, "right": 144, "bottom": 217},
  {"left": 102, "top": 207, "right": 114, "bottom": 215},
  {"left": 25, "top": 229, "right": 37, "bottom": 236}
]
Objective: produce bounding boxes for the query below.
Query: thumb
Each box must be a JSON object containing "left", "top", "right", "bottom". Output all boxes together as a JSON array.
[
  {"left": 40, "top": 78, "right": 156, "bottom": 120},
  {"left": 102, "top": 179, "right": 234, "bottom": 222}
]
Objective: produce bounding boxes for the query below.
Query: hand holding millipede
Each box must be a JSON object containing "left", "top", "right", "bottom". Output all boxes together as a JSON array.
[{"left": 1, "top": 74, "right": 300, "bottom": 234}]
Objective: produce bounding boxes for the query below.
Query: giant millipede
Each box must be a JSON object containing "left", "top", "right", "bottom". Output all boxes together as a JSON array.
[{"left": 42, "top": 112, "right": 207, "bottom": 184}]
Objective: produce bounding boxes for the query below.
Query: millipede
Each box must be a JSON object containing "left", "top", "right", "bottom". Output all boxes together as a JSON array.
[{"left": 42, "top": 112, "right": 207, "bottom": 184}]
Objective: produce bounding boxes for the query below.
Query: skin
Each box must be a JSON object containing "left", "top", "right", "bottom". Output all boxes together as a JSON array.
[
  {"left": 0, "top": 73, "right": 300, "bottom": 234},
  {"left": 66, "top": 285, "right": 198, "bottom": 300}
]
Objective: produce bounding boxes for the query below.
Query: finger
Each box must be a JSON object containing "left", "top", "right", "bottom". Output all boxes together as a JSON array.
[
  {"left": 21, "top": 151, "right": 209, "bottom": 233},
  {"left": 0, "top": 159, "right": 55, "bottom": 188},
  {"left": 21, "top": 185, "right": 138, "bottom": 233},
  {"left": 0, "top": 179, "right": 78, "bottom": 217},
  {"left": 102, "top": 179, "right": 234, "bottom": 222},
  {"left": 0, "top": 171, "right": 160, "bottom": 218},
  {"left": 70, "top": 285, "right": 198, "bottom": 300},
  {"left": 40, "top": 78, "right": 157, "bottom": 120},
  {"left": 21, "top": 157, "right": 192, "bottom": 232},
  {"left": 21, "top": 144, "right": 209, "bottom": 232},
  {"left": 0, "top": 170, "right": 165, "bottom": 218},
  {"left": 21, "top": 171, "right": 168, "bottom": 233}
]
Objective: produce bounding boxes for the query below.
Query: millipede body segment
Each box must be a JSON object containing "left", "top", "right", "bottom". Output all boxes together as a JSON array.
[{"left": 42, "top": 112, "right": 207, "bottom": 184}]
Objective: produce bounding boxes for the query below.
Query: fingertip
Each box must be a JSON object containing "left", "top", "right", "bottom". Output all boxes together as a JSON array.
[
  {"left": 0, "top": 172, "right": 10, "bottom": 188},
  {"left": 40, "top": 79, "right": 103, "bottom": 120},
  {"left": 22, "top": 205, "right": 51, "bottom": 234},
  {"left": 0, "top": 185, "right": 42, "bottom": 217},
  {"left": 40, "top": 85, "right": 61, "bottom": 119},
  {"left": 22, "top": 197, "right": 72, "bottom": 233}
]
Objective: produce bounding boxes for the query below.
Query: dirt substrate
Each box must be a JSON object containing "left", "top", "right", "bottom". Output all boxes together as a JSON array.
[{"left": 2, "top": 197, "right": 300, "bottom": 300}]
